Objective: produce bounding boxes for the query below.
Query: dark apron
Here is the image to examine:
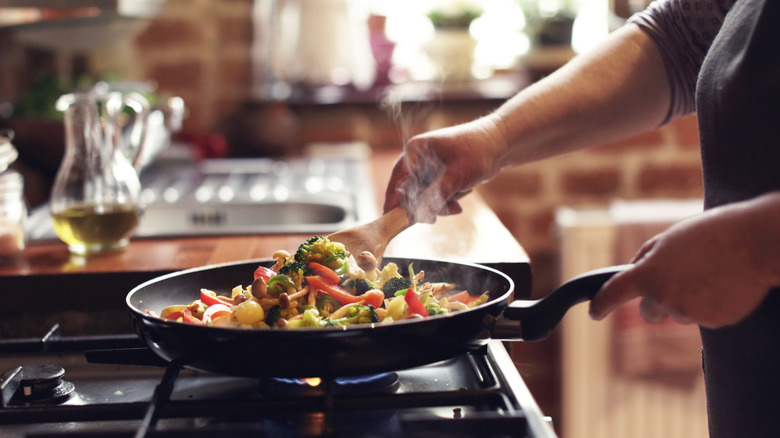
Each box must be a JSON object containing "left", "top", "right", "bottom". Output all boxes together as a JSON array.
[{"left": 695, "top": 0, "right": 780, "bottom": 436}]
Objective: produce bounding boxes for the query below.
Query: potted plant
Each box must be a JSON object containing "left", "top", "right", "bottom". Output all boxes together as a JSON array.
[{"left": 423, "top": 1, "right": 484, "bottom": 81}]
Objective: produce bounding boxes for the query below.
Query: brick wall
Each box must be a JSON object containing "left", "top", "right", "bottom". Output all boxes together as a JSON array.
[
  {"left": 92, "top": 0, "right": 255, "bottom": 133},
  {"left": 478, "top": 114, "right": 702, "bottom": 295}
]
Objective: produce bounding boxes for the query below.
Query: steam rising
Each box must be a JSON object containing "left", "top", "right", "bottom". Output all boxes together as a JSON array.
[
  {"left": 393, "top": 258, "right": 510, "bottom": 303},
  {"left": 379, "top": 88, "right": 447, "bottom": 224}
]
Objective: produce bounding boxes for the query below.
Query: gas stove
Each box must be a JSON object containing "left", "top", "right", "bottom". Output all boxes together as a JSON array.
[{"left": 0, "top": 327, "right": 556, "bottom": 437}]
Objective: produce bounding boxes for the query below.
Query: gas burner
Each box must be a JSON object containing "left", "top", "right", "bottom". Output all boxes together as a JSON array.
[
  {"left": 261, "top": 372, "right": 400, "bottom": 397},
  {"left": 8, "top": 365, "right": 74, "bottom": 405}
]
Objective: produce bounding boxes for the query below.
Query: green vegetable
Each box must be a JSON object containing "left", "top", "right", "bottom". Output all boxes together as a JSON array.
[
  {"left": 424, "top": 300, "right": 447, "bottom": 316},
  {"left": 374, "top": 262, "right": 401, "bottom": 289},
  {"left": 316, "top": 295, "right": 341, "bottom": 317},
  {"left": 294, "top": 236, "right": 348, "bottom": 272},
  {"left": 354, "top": 278, "right": 375, "bottom": 294},
  {"left": 300, "top": 308, "right": 324, "bottom": 328},
  {"left": 265, "top": 305, "right": 283, "bottom": 326},
  {"left": 327, "top": 304, "right": 379, "bottom": 327},
  {"left": 265, "top": 305, "right": 302, "bottom": 327},
  {"left": 279, "top": 260, "right": 306, "bottom": 289},
  {"left": 267, "top": 274, "right": 297, "bottom": 295},
  {"left": 382, "top": 277, "right": 412, "bottom": 295}
]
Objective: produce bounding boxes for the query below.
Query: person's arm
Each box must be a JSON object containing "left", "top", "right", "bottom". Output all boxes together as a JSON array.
[
  {"left": 384, "top": 23, "right": 671, "bottom": 223},
  {"left": 491, "top": 23, "right": 671, "bottom": 166},
  {"left": 590, "top": 191, "right": 780, "bottom": 328}
]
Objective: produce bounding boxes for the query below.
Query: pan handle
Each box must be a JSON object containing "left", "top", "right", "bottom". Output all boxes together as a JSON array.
[{"left": 489, "top": 264, "right": 631, "bottom": 342}]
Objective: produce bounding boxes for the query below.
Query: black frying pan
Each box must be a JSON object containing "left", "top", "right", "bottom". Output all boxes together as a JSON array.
[{"left": 126, "top": 258, "right": 627, "bottom": 378}]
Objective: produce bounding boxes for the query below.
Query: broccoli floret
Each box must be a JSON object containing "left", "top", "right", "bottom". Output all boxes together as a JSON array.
[
  {"left": 300, "top": 308, "right": 325, "bottom": 328},
  {"left": 279, "top": 260, "right": 306, "bottom": 289},
  {"left": 424, "top": 301, "right": 447, "bottom": 316},
  {"left": 294, "top": 236, "right": 348, "bottom": 272},
  {"left": 354, "top": 278, "right": 375, "bottom": 294},
  {"left": 382, "top": 277, "right": 412, "bottom": 295},
  {"left": 327, "top": 304, "right": 379, "bottom": 326},
  {"left": 374, "top": 262, "right": 401, "bottom": 289},
  {"left": 265, "top": 305, "right": 300, "bottom": 327},
  {"left": 265, "top": 305, "right": 283, "bottom": 327}
]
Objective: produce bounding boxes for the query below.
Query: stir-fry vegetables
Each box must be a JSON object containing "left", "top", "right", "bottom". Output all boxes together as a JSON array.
[{"left": 149, "top": 236, "right": 489, "bottom": 329}]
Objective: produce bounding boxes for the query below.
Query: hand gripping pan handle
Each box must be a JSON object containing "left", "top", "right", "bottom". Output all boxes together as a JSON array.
[{"left": 489, "top": 264, "right": 631, "bottom": 342}]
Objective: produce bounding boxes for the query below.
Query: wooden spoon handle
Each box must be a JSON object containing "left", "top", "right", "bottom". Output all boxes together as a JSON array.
[
  {"left": 374, "top": 206, "right": 412, "bottom": 243},
  {"left": 328, "top": 206, "right": 413, "bottom": 262}
]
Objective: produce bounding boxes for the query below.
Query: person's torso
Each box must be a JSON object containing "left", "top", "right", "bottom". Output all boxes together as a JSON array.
[{"left": 696, "top": 0, "right": 780, "bottom": 209}]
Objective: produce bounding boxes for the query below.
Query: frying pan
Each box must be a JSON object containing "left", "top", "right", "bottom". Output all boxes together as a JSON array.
[{"left": 127, "top": 258, "right": 628, "bottom": 378}]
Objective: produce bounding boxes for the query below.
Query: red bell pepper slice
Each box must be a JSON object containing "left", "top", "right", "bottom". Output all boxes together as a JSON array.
[
  {"left": 164, "top": 311, "right": 183, "bottom": 321},
  {"left": 359, "top": 290, "right": 385, "bottom": 309},
  {"left": 200, "top": 289, "right": 234, "bottom": 307},
  {"left": 253, "top": 265, "right": 276, "bottom": 281},
  {"left": 306, "top": 276, "right": 384, "bottom": 308},
  {"left": 404, "top": 288, "right": 428, "bottom": 317},
  {"left": 307, "top": 262, "right": 341, "bottom": 284},
  {"left": 202, "top": 303, "right": 231, "bottom": 323},
  {"left": 181, "top": 307, "right": 203, "bottom": 324}
]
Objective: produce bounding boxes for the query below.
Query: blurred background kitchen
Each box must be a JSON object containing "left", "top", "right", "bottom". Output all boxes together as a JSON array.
[{"left": 0, "top": 0, "right": 707, "bottom": 437}]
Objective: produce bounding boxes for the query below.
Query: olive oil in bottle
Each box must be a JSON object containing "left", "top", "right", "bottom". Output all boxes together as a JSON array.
[
  {"left": 51, "top": 203, "right": 141, "bottom": 254},
  {"left": 50, "top": 90, "right": 149, "bottom": 255}
]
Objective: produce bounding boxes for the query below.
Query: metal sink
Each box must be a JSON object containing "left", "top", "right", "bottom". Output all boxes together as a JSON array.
[
  {"left": 27, "top": 155, "right": 378, "bottom": 240},
  {"left": 136, "top": 200, "right": 349, "bottom": 236}
]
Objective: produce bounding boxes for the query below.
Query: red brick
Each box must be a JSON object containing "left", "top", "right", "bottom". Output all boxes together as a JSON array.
[
  {"left": 367, "top": 124, "right": 405, "bottom": 150},
  {"left": 482, "top": 169, "right": 542, "bottom": 198},
  {"left": 210, "top": 0, "right": 253, "bottom": 8},
  {"left": 216, "top": 58, "right": 251, "bottom": 92},
  {"left": 670, "top": 114, "right": 701, "bottom": 150},
  {"left": 529, "top": 206, "right": 556, "bottom": 240},
  {"left": 219, "top": 0, "right": 252, "bottom": 7},
  {"left": 147, "top": 61, "right": 204, "bottom": 95},
  {"left": 637, "top": 162, "right": 703, "bottom": 195},
  {"left": 482, "top": 204, "right": 523, "bottom": 238},
  {"left": 592, "top": 128, "right": 664, "bottom": 154},
  {"left": 217, "top": 16, "right": 253, "bottom": 46},
  {"left": 180, "top": 106, "right": 205, "bottom": 134},
  {"left": 134, "top": 19, "right": 204, "bottom": 49},
  {"left": 562, "top": 167, "right": 621, "bottom": 196}
]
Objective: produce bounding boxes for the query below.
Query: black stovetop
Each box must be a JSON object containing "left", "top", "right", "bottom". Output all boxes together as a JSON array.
[{"left": 0, "top": 329, "right": 556, "bottom": 438}]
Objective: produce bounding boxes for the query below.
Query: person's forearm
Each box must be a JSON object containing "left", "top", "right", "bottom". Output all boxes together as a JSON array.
[
  {"left": 489, "top": 23, "right": 671, "bottom": 168},
  {"left": 739, "top": 191, "right": 780, "bottom": 285}
]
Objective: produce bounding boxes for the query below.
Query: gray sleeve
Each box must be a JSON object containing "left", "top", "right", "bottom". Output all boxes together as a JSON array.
[{"left": 628, "top": 0, "right": 733, "bottom": 122}]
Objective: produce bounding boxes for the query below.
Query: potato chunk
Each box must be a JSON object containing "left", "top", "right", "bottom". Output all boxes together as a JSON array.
[{"left": 232, "top": 300, "right": 265, "bottom": 325}]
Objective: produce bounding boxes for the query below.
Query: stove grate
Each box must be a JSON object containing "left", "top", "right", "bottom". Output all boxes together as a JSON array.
[{"left": 1, "top": 331, "right": 550, "bottom": 437}]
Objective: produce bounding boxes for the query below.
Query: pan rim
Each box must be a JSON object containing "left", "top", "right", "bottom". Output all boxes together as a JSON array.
[{"left": 127, "top": 256, "right": 514, "bottom": 334}]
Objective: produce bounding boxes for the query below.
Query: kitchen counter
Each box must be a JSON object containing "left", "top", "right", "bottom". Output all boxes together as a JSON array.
[{"left": 0, "top": 149, "right": 530, "bottom": 336}]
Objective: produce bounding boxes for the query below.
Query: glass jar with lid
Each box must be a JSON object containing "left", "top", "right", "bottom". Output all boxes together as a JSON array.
[{"left": 0, "top": 130, "right": 26, "bottom": 263}]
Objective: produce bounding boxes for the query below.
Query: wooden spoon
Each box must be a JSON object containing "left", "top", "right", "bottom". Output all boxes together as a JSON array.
[{"left": 328, "top": 206, "right": 413, "bottom": 264}]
